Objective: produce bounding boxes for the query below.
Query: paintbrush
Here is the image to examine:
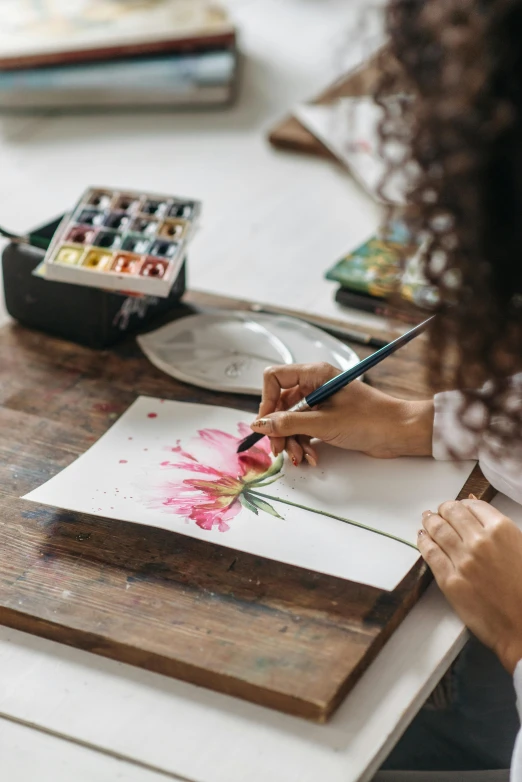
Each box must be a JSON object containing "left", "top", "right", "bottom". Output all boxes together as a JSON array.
[
  {"left": 248, "top": 303, "right": 389, "bottom": 349},
  {"left": 237, "top": 315, "right": 435, "bottom": 453},
  {"left": 0, "top": 225, "right": 48, "bottom": 251}
]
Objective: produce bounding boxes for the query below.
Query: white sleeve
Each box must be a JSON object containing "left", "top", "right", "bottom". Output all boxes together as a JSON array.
[
  {"left": 432, "top": 390, "right": 482, "bottom": 461},
  {"left": 433, "top": 381, "right": 522, "bottom": 505},
  {"left": 510, "top": 662, "right": 522, "bottom": 781}
]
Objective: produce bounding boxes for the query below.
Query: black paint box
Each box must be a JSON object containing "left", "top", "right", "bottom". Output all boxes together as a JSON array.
[{"left": 2, "top": 216, "right": 186, "bottom": 349}]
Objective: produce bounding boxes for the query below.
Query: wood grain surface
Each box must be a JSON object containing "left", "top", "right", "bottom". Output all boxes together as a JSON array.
[{"left": 0, "top": 291, "right": 493, "bottom": 722}]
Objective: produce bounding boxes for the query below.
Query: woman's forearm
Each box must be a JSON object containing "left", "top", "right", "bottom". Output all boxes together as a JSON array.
[{"left": 396, "top": 399, "right": 435, "bottom": 457}]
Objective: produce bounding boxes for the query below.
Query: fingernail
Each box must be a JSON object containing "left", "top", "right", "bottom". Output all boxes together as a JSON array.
[
  {"left": 291, "top": 456, "right": 298, "bottom": 467},
  {"left": 252, "top": 418, "right": 273, "bottom": 434},
  {"left": 422, "top": 510, "right": 433, "bottom": 518},
  {"left": 304, "top": 453, "right": 317, "bottom": 467},
  {"left": 418, "top": 529, "right": 425, "bottom": 537},
  {"left": 468, "top": 493, "right": 477, "bottom": 500}
]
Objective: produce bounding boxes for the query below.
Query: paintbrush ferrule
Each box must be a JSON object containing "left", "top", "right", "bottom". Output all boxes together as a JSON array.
[{"left": 289, "top": 398, "right": 311, "bottom": 413}]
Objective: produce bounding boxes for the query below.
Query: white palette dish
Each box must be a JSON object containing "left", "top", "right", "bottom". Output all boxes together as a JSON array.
[{"left": 137, "top": 311, "right": 360, "bottom": 395}]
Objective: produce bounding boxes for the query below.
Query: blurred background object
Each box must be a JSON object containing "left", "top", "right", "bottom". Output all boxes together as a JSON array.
[{"left": 0, "top": 0, "right": 238, "bottom": 110}]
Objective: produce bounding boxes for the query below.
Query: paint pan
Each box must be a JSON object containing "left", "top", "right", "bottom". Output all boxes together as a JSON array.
[{"left": 44, "top": 186, "right": 201, "bottom": 297}]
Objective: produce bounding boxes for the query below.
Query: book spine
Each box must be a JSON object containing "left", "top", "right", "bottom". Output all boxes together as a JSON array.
[
  {"left": 334, "top": 288, "right": 421, "bottom": 323},
  {"left": 335, "top": 289, "right": 387, "bottom": 314},
  {"left": 0, "top": 32, "right": 236, "bottom": 71},
  {"left": 0, "top": 51, "right": 236, "bottom": 91},
  {"left": 0, "top": 86, "right": 233, "bottom": 109}
]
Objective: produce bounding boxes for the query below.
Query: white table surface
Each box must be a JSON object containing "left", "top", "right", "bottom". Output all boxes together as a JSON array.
[{"left": 0, "top": 1, "right": 470, "bottom": 780}]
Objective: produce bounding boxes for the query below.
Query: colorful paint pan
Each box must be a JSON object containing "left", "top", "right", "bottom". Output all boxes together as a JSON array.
[
  {"left": 113, "top": 193, "right": 141, "bottom": 212},
  {"left": 82, "top": 249, "right": 114, "bottom": 270},
  {"left": 76, "top": 208, "right": 105, "bottom": 226},
  {"left": 140, "top": 258, "right": 169, "bottom": 278},
  {"left": 112, "top": 252, "right": 143, "bottom": 274},
  {"left": 44, "top": 186, "right": 200, "bottom": 297},
  {"left": 94, "top": 230, "right": 123, "bottom": 250},
  {"left": 141, "top": 198, "right": 169, "bottom": 217},
  {"left": 65, "top": 224, "right": 97, "bottom": 245},
  {"left": 129, "top": 216, "right": 160, "bottom": 235},
  {"left": 121, "top": 234, "right": 151, "bottom": 254},
  {"left": 169, "top": 201, "right": 196, "bottom": 218},
  {"left": 55, "top": 244, "right": 84, "bottom": 265},
  {"left": 149, "top": 239, "right": 179, "bottom": 259},
  {"left": 87, "top": 190, "right": 113, "bottom": 209},
  {"left": 103, "top": 211, "right": 131, "bottom": 231},
  {"left": 158, "top": 218, "right": 187, "bottom": 240}
]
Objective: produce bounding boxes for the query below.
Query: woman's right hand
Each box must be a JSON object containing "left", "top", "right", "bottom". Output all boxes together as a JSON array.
[{"left": 250, "top": 362, "right": 434, "bottom": 466}]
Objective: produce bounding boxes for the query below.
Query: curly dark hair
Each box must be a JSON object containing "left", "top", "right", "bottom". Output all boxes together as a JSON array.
[{"left": 378, "top": 0, "right": 522, "bottom": 450}]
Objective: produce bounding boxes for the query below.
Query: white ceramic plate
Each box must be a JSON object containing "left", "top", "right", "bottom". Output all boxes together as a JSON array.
[{"left": 137, "top": 311, "right": 360, "bottom": 395}]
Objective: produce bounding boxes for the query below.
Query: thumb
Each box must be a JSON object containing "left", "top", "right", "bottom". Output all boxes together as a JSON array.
[{"left": 251, "top": 410, "right": 326, "bottom": 439}]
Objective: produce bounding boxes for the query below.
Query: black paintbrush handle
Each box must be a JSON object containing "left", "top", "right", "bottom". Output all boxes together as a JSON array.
[
  {"left": 305, "top": 316, "right": 433, "bottom": 407},
  {"left": 236, "top": 316, "right": 434, "bottom": 453}
]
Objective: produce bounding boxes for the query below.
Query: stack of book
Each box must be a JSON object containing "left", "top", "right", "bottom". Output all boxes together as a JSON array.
[
  {"left": 325, "top": 221, "right": 438, "bottom": 322},
  {"left": 0, "top": 0, "right": 238, "bottom": 110}
]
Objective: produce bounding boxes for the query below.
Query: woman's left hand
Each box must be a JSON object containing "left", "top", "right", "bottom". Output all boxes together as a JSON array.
[{"left": 418, "top": 498, "right": 522, "bottom": 674}]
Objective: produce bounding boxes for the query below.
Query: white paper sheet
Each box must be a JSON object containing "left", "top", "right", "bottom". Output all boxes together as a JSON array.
[
  {"left": 293, "top": 96, "right": 410, "bottom": 205},
  {"left": 23, "top": 397, "right": 474, "bottom": 591}
]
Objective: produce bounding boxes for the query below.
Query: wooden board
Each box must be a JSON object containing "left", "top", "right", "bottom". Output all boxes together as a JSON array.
[
  {"left": 268, "top": 48, "right": 403, "bottom": 160},
  {"left": 0, "top": 291, "right": 493, "bottom": 722}
]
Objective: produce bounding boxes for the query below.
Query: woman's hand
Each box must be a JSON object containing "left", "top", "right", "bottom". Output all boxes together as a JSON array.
[
  {"left": 419, "top": 498, "right": 522, "bottom": 674},
  {"left": 250, "top": 362, "right": 434, "bottom": 466}
]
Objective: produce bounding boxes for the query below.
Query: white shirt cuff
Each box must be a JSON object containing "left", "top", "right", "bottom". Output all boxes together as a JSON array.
[
  {"left": 514, "top": 660, "right": 522, "bottom": 722},
  {"left": 432, "top": 390, "right": 481, "bottom": 461}
]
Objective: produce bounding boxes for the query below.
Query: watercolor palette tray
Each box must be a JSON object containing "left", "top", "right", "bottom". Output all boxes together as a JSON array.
[{"left": 43, "top": 187, "right": 201, "bottom": 297}]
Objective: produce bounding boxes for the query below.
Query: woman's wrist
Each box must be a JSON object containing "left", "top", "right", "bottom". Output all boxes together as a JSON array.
[
  {"left": 495, "top": 637, "right": 522, "bottom": 676},
  {"left": 393, "top": 399, "right": 434, "bottom": 457}
]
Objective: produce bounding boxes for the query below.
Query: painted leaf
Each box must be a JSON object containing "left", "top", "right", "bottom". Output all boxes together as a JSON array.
[
  {"left": 239, "top": 493, "right": 259, "bottom": 515},
  {"left": 243, "top": 492, "right": 284, "bottom": 519}
]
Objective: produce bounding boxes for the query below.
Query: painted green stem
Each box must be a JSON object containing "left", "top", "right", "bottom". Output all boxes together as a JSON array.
[{"left": 248, "top": 490, "right": 418, "bottom": 550}]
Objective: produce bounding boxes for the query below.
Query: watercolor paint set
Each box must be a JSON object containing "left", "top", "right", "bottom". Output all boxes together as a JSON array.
[
  {"left": 44, "top": 187, "right": 200, "bottom": 297},
  {"left": 3, "top": 214, "right": 187, "bottom": 349}
]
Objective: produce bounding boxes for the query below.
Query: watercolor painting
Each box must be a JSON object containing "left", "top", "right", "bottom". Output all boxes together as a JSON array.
[
  {"left": 154, "top": 423, "right": 416, "bottom": 551},
  {"left": 23, "top": 397, "right": 474, "bottom": 591}
]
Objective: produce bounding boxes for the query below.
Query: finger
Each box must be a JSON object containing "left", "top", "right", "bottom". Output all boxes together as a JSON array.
[
  {"left": 460, "top": 499, "right": 508, "bottom": 529},
  {"left": 286, "top": 436, "right": 304, "bottom": 466},
  {"left": 250, "top": 410, "right": 330, "bottom": 440},
  {"left": 260, "top": 363, "right": 339, "bottom": 416},
  {"left": 280, "top": 386, "right": 304, "bottom": 410},
  {"left": 265, "top": 398, "right": 286, "bottom": 458},
  {"left": 298, "top": 436, "right": 318, "bottom": 467},
  {"left": 417, "top": 529, "right": 454, "bottom": 582},
  {"left": 437, "top": 500, "right": 483, "bottom": 541},
  {"left": 423, "top": 511, "right": 462, "bottom": 557},
  {"left": 258, "top": 379, "right": 298, "bottom": 458},
  {"left": 271, "top": 438, "right": 286, "bottom": 457},
  {"left": 273, "top": 399, "right": 288, "bottom": 457},
  {"left": 270, "top": 391, "right": 310, "bottom": 456}
]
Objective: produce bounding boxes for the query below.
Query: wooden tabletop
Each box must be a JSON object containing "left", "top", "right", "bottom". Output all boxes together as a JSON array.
[{"left": 0, "top": 288, "right": 492, "bottom": 726}]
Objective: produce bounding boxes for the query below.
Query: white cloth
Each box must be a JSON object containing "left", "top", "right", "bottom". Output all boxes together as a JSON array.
[
  {"left": 433, "top": 387, "right": 522, "bottom": 779},
  {"left": 512, "top": 662, "right": 522, "bottom": 781},
  {"left": 433, "top": 386, "right": 522, "bottom": 505}
]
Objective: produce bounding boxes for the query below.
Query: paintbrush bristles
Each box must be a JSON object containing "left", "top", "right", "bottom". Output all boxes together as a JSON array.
[{"left": 237, "top": 431, "right": 263, "bottom": 453}]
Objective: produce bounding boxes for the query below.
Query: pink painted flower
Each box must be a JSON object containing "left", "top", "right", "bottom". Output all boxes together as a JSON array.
[
  {"left": 148, "top": 425, "right": 417, "bottom": 550},
  {"left": 155, "top": 423, "right": 284, "bottom": 532}
]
